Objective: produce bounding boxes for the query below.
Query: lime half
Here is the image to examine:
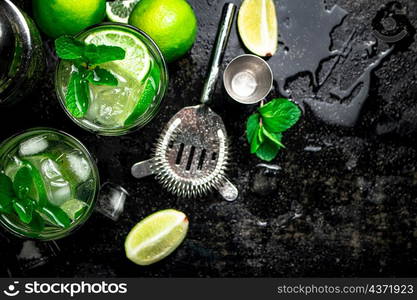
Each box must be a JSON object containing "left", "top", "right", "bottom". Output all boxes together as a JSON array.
[
  {"left": 238, "top": 0, "right": 278, "bottom": 57},
  {"left": 84, "top": 29, "right": 151, "bottom": 82},
  {"left": 125, "top": 209, "right": 189, "bottom": 266},
  {"left": 106, "top": 0, "right": 140, "bottom": 23}
]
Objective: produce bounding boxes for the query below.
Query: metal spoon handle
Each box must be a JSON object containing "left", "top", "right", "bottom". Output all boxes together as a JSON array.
[{"left": 200, "top": 2, "right": 236, "bottom": 105}]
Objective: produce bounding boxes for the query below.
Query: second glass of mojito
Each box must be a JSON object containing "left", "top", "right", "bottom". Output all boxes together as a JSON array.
[
  {"left": 55, "top": 23, "right": 168, "bottom": 136},
  {"left": 0, "top": 128, "right": 99, "bottom": 240}
]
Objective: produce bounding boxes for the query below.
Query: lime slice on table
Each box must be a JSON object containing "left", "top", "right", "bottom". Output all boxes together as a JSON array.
[
  {"left": 238, "top": 0, "right": 278, "bottom": 57},
  {"left": 60, "top": 199, "right": 88, "bottom": 220},
  {"left": 106, "top": 0, "right": 140, "bottom": 23},
  {"left": 84, "top": 29, "right": 151, "bottom": 82},
  {"left": 125, "top": 209, "right": 189, "bottom": 266}
]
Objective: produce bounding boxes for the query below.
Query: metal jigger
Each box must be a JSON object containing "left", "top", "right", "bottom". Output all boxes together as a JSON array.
[{"left": 223, "top": 54, "right": 273, "bottom": 104}]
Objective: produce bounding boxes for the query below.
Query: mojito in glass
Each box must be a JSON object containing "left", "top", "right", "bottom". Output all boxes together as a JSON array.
[
  {"left": 0, "top": 128, "right": 99, "bottom": 240},
  {"left": 55, "top": 23, "right": 168, "bottom": 136}
]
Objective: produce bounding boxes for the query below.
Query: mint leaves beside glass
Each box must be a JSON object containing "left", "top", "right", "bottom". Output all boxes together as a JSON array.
[
  {"left": 0, "top": 172, "right": 70, "bottom": 231},
  {"left": 246, "top": 98, "right": 301, "bottom": 161},
  {"left": 55, "top": 36, "right": 126, "bottom": 118}
]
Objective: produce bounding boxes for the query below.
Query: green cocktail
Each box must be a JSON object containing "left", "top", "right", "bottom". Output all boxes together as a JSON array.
[
  {"left": 55, "top": 23, "right": 168, "bottom": 136},
  {"left": 0, "top": 128, "right": 99, "bottom": 240}
]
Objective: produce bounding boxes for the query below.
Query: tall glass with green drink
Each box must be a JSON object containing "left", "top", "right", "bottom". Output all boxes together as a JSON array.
[
  {"left": 55, "top": 23, "right": 168, "bottom": 136},
  {"left": 0, "top": 128, "right": 99, "bottom": 240}
]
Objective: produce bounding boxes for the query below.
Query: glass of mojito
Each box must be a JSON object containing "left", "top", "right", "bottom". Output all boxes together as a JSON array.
[
  {"left": 0, "top": 128, "right": 99, "bottom": 240},
  {"left": 55, "top": 23, "right": 168, "bottom": 136}
]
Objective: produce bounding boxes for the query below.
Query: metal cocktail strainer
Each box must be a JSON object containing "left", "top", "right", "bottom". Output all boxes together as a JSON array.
[{"left": 131, "top": 3, "right": 238, "bottom": 201}]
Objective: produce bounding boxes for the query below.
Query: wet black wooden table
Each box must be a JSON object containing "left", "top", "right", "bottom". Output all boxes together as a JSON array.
[{"left": 1, "top": 0, "right": 417, "bottom": 277}]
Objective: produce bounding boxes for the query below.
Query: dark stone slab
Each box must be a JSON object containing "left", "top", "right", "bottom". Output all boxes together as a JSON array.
[{"left": 0, "top": 0, "right": 416, "bottom": 277}]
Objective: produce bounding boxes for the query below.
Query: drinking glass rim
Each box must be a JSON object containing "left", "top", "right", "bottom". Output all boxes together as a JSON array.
[
  {"left": 54, "top": 22, "right": 169, "bottom": 136},
  {"left": 0, "top": 127, "right": 100, "bottom": 240}
]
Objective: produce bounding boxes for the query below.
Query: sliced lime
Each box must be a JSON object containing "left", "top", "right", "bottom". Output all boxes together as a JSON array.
[
  {"left": 124, "top": 79, "right": 156, "bottom": 126},
  {"left": 238, "top": 0, "right": 278, "bottom": 57},
  {"left": 60, "top": 199, "right": 88, "bottom": 220},
  {"left": 124, "top": 63, "right": 160, "bottom": 126},
  {"left": 5, "top": 156, "right": 23, "bottom": 181},
  {"left": 84, "top": 29, "right": 151, "bottom": 82},
  {"left": 125, "top": 209, "right": 189, "bottom": 266},
  {"left": 106, "top": 0, "right": 140, "bottom": 23}
]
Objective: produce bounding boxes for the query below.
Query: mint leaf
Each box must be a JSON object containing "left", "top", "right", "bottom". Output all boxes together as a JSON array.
[
  {"left": 259, "top": 98, "right": 301, "bottom": 132},
  {"left": 65, "top": 70, "right": 90, "bottom": 118},
  {"left": 40, "top": 205, "right": 71, "bottom": 228},
  {"left": 0, "top": 173, "right": 14, "bottom": 197},
  {"left": 262, "top": 127, "right": 284, "bottom": 148},
  {"left": 55, "top": 36, "right": 85, "bottom": 60},
  {"left": 0, "top": 174, "right": 14, "bottom": 213},
  {"left": 250, "top": 130, "right": 261, "bottom": 154},
  {"left": 55, "top": 36, "right": 126, "bottom": 64},
  {"left": 86, "top": 67, "right": 118, "bottom": 86},
  {"left": 13, "top": 198, "right": 34, "bottom": 224},
  {"left": 246, "top": 114, "right": 260, "bottom": 141},
  {"left": 13, "top": 166, "right": 32, "bottom": 199},
  {"left": 84, "top": 44, "right": 126, "bottom": 65},
  {"left": 247, "top": 113, "right": 261, "bottom": 152},
  {"left": 28, "top": 212, "right": 45, "bottom": 232},
  {"left": 256, "top": 140, "right": 281, "bottom": 162},
  {"left": 0, "top": 192, "right": 13, "bottom": 214}
]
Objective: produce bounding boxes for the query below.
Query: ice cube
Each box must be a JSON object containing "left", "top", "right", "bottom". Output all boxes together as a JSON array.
[
  {"left": 251, "top": 163, "right": 281, "bottom": 195},
  {"left": 19, "top": 136, "right": 48, "bottom": 156},
  {"left": 41, "top": 158, "right": 61, "bottom": 180},
  {"left": 51, "top": 185, "right": 71, "bottom": 206},
  {"left": 76, "top": 179, "right": 95, "bottom": 201},
  {"left": 96, "top": 182, "right": 128, "bottom": 221},
  {"left": 87, "top": 83, "right": 135, "bottom": 126},
  {"left": 62, "top": 151, "right": 91, "bottom": 182},
  {"left": 41, "top": 159, "right": 72, "bottom": 206}
]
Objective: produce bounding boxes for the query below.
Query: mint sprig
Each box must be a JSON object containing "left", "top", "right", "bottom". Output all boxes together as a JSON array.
[
  {"left": 246, "top": 98, "right": 301, "bottom": 161},
  {"left": 0, "top": 173, "right": 71, "bottom": 229},
  {"left": 55, "top": 35, "right": 126, "bottom": 118}
]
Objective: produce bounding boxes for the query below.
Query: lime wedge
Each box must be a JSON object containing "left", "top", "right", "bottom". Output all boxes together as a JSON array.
[
  {"left": 238, "top": 0, "right": 278, "bottom": 57},
  {"left": 5, "top": 157, "right": 23, "bottom": 181},
  {"left": 124, "top": 78, "right": 156, "bottom": 126},
  {"left": 125, "top": 209, "right": 189, "bottom": 266},
  {"left": 106, "top": 0, "right": 140, "bottom": 23},
  {"left": 60, "top": 199, "right": 88, "bottom": 220},
  {"left": 124, "top": 63, "right": 160, "bottom": 126},
  {"left": 84, "top": 29, "right": 151, "bottom": 82}
]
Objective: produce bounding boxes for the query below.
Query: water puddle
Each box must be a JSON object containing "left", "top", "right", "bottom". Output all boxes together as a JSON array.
[{"left": 269, "top": 0, "right": 414, "bottom": 127}]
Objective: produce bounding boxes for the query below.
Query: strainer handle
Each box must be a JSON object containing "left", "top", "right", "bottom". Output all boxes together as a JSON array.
[{"left": 200, "top": 3, "right": 237, "bottom": 105}]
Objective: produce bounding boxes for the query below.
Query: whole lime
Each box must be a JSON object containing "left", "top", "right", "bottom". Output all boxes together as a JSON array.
[
  {"left": 32, "top": 0, "right": 106, "bottom": 38},
  {"left": 128, "top": 0, "right": 198, "bottom": 62}
]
